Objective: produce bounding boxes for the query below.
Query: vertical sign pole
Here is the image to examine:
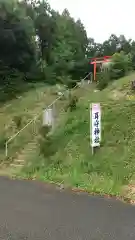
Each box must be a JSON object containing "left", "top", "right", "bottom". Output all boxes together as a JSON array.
[
  {"left": 94, "top": 61, "right": 96, "bottom": 81},
  {"left": 90, "top": 104, "right": 93, "bottom": 155},
  {"left": 90, "top": 103, "right": 101, "bottom": 155}
]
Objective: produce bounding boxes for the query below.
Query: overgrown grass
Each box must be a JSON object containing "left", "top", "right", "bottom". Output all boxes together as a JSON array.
[
  {"left": 2, "top": 73, "right": 135, "bottom": 197},
  {"left": 0, "top": 83, "right": 58, "bottom": 162},
  {"left": 20, "top": 73, "right": 135, "bottom": 196},
  {"left": 0, "top": 81, "right": 83, "bottom": 163}
]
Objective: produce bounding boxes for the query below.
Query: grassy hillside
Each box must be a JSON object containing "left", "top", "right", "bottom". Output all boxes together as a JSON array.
[
  {"left": 0, "top": 82, "right": 87, "bottom": 175},
  {"left": 1, "top": 73, "right": 135, "bottom": 200},
  {"left": 18, "top": 73, "right": 135, "bottom": 199},
  {"left": 0, "top": 84, "right": 58, "bottom": 162}
]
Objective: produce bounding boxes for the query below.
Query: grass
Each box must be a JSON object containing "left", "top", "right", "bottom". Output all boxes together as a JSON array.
[
  {"left": 0, "top": 83, "right": 59, "bottom": 162},
  {"left": 0, "top": 81, "right": 83, "bottom": 164},
  {"left": 1, "top": 73, "right": 135, "bottom": 200},
  {"left": 19, "top": 72, "right": 135, "bottom": 198}
]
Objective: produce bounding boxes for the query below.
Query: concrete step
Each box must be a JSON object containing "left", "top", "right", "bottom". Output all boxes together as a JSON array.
[
  {"left": 13, "top": 159, "right": 24, "bottom": 164},
  {"left": 10, "top": 163, "right": 24, "bottom": 168}
]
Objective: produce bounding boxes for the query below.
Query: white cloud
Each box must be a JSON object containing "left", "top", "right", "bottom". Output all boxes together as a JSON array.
[{"left": 48, "top": 0, "right": 135, "bottom": 43}]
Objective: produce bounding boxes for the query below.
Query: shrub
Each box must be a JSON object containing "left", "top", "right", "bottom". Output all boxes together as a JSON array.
[
  {"left": 110, "top": 51, "right": 132, "bottom": 80},
  {"left": 131, "top": 80, "right": 135, "bottom": 91},
  {"left": 38, "top": 125, "right": 56, "bottom": 159},
  {"left": 13, "top": 115, "right": 22, "bottom": 129},
  {"left": 65, "top": 95, "right": 78, "bottom": 112},
  {"left": 66, "top": 75, "right": 77, "bottom": 89},
  {"left": 0, "top": 67, "right": 27, "bottom": 103},
  {"left": 67, "top": 81, "right": 77, "bottom": 89},
  {"left": 110, "top": 68, "right": 124, "bottom": 80},
  {"left": 39, "top": 125, "right": 51, "bottom": 138},
  {"left": 0, "top": 135, "right": 7, "bottom": 150},
  {"left": 96, "top": 72, "right": 110, "bottom": 90}
]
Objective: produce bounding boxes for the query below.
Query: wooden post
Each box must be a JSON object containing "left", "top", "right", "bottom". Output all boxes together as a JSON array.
[{"left": 94, "top": 61, "right": 96, "bottom": 81}]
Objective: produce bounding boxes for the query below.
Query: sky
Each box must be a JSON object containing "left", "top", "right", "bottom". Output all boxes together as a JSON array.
[{"left": 48, "top": 0, "right": 135, "bottom": 43}]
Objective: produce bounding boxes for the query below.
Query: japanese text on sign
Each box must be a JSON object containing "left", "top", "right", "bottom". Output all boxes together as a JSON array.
[{"left": 91, "top": 103, "right": 101, "bottom": 147}]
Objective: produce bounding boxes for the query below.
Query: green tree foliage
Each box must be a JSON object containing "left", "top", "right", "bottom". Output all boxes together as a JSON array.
[
  {"left": 110, "top": 51, "right": 132, "bottom": 79},
  {"left": 96, "top": 52, "right": 132, "bottom": 90},
  {"left": 1, "top": 0, "right": 135, "bottom": 102},
  {"left": 96, "top": 71, "right": 111, "bottom": 90},
  {"left": 0, "top": 0, "right": 36, "bottom": 72},
  {"left": 0, "top": 0, "right": 89, "bottom": 101}
]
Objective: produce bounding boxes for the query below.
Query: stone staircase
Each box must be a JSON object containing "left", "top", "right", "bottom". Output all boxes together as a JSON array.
[{"left": 0, "top": 142, "right": 37, "bottom": 177}]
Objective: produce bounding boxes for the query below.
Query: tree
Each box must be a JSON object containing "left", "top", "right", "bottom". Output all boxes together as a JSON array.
[
  {"left": 0, "top": 0, "right": 36, "bottom": 73},
  {"left": 110, "top": 51, "right": 132, "bottom": 79},
  {"left": 0, "top": 0, "right": 135, "bottom": 103}
]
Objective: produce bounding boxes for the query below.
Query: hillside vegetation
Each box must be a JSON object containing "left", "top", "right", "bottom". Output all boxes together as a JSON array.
[
  {"left": 16, "top": 72, "right": 135, "bottom": 199},
  {"left": 1, "top": 0, "right": 135, "bottom": 103},
  {"left": 0, "top": 84, "right": 56, "bottom": 161},
  {"left": 2, "top": 0, "right": 135, "bottom": 201}
]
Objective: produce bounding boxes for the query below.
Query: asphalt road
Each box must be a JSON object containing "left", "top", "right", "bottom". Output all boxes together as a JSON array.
[{"left": 0, "top": 177, "right": 135, "bottom": 240}]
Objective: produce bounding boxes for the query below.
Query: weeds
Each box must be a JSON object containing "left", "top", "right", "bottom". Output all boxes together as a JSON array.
[
  {"left": 38, "top": 125, "right": 56, "bottom": 160},
  {"left": 65, "top": 95, "right": 78, "bottom": 112},
  {"left": 13, "top": 115, "right": 22, "bottom": 129}
]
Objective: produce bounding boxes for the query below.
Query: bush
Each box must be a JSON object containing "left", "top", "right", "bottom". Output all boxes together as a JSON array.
[
  {"left": 66, "top": 75, "right": 77, "bottom": 89},
  {"left": 67, "top": 80, "right": 77, "bottom": 89},
  {"left": 13, "top": 115, "right": 23, "bottom": 129},
  {"left": 0, "top": 135, "right": 7, "bottom": 150},
  {"left": 65, "top": 95, "right": 78, "bottom": 112},
  {"left": 38, "top": 125, "right": 56, "bottom": 159},
  {"left": 110, "top": 68, "right": 124, "bottom": 80},
  {"left": 39, "top": 125, "right": 51, "bottom": 138},
  {"left": 96, "top": 72, "right": 110, "bottom": 90},
  {"left": 57, "top": 75, "right": 77, "bottom": 89},
  {"left": 131, "top": 80, "right": 135, "bottom": 91},
  {"left": 45, "top": 66, "right": 57, "bottom": 85},
  {"left": 110, "top": 51, "right": 132, "bottom": 80},
  {"left": 0, "top": 67, "right": 33, "bottom": 104}
]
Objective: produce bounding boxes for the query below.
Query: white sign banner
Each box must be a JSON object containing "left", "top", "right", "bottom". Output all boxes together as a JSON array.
[
  {"left": 43, "top": 108, "right": 53, "bottom": 126},
  {"left": 90, "top": 103, "right": 101, "bottom": 147}
]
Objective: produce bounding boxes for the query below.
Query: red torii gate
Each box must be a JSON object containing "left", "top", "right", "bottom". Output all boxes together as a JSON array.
[{"left": 89, "top": 56, "right": 112, "bottom": 81}]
